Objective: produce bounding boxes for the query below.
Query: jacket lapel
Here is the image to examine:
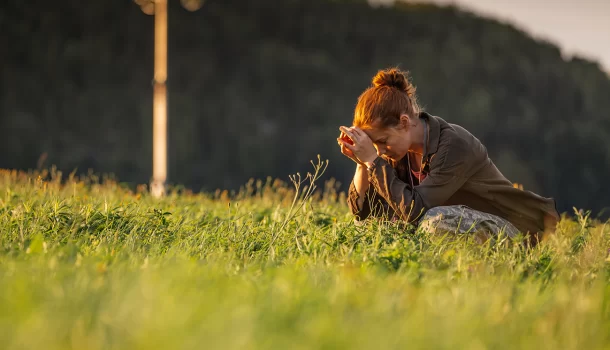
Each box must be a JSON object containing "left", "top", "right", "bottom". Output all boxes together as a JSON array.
[{"left": 420, "top": 112, "right": 441, "bottom": 173}]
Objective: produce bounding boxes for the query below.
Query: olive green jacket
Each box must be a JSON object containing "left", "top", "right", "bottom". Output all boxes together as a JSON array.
[{"left": 347, "top": 112, "right": 560, "bottom": 240}]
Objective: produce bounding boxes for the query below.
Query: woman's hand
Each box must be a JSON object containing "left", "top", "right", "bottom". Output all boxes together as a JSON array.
[
  {"left": 337, "top": 130, "right": 364, "bottom": 165},
  {"left": 337, "top": 126, "right": 378, "bottom": 165}
]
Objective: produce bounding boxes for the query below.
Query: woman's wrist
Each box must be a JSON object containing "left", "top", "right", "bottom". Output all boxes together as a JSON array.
[{"left": 363, "top": 156, "right": 379, "bottom": 170}]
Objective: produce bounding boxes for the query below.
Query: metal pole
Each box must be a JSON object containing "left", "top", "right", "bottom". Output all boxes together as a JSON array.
[{"left": 151, "top": 0, "right": 168, "bottom": 198}]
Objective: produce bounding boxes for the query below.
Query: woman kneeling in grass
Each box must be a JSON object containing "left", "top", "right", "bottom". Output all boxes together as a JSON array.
[{"left": 337, "top": 68, "right": 559, "bottom": 246}]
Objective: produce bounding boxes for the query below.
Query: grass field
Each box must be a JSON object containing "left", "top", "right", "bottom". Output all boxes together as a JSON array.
[{"left": 0, "top": 163, "right": 609, "bottom": 350}]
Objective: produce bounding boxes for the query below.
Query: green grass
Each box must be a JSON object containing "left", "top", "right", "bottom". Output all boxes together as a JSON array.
[{"left": 0, "top": 164, "right": 609, "bottom": 350}]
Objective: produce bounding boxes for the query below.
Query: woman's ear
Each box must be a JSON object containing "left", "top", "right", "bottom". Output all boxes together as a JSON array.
[{"left": 397, "top": 114, "right": 412, "bottom": 129}]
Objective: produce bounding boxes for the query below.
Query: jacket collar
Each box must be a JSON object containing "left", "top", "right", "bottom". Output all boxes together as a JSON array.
[{"left": 420, "top": 111, "right": 440, "bottom": 157}]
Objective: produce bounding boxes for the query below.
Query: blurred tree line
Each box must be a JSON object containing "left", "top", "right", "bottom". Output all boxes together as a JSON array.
[{"left": 1, "top": 0, "right": 609, "bottom": 216}]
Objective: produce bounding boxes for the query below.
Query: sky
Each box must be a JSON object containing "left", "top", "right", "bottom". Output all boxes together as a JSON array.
[{"left": 369, "top": 0, "right": 610, "bottom": 74}]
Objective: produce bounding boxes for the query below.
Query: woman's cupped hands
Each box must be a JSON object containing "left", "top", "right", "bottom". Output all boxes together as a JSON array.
[{"left": 337, "top": 126, "right": 378, "bottom": 165}]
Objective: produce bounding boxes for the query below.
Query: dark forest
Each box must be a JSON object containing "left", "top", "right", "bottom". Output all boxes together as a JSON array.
[{"left": 1, "top": 0, "right": 609, "bottom": 216}]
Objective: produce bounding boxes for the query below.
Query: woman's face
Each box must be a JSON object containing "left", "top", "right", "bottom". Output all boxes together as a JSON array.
[{"left": 362, "top": 115, "right": 413, "bottom": 162}]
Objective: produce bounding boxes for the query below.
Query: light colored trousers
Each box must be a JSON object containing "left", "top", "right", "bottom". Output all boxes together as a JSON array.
[{"left": 417, "top": 205, "right": 520, "bottom": 243}]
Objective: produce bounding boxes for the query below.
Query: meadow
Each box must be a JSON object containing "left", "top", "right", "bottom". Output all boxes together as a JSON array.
[{"left": 0, "top": 161, "right": 608, "bottom": 350}]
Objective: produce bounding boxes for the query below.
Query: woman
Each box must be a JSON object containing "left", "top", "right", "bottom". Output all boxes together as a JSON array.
[{"left": 337, "top": 68, "right": 559, "bottom": 245}]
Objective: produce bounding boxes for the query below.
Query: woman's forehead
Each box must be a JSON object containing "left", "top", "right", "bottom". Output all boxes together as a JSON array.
[{"left": 363, "top": 126, "right": 389, "bottom": 141}]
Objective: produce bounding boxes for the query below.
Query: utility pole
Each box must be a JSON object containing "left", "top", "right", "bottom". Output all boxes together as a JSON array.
[
  {"left": 151, "top": 0, "right": 168, "bottom": 198},
  {"left": 134, "top": 0, "right": 204, "bottom": 198}
]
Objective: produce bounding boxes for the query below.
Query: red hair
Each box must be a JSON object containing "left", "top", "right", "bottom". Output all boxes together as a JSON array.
[{"left": 353, "top": 68, "right": 420, "bottom": 129}]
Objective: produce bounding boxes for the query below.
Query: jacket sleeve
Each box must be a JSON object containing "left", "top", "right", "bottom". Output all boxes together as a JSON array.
[
  {"left": 366, "top": 140, "right": 475, "bottom": 223},
  {"left": 346, "top": 179, "right": 396, "bottom": 221}
]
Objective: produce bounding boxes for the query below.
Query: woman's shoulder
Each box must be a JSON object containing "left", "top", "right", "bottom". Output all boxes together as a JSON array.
[
  {"left": 429, "top": 115, "right": 489, "bottom": 171},
  {"left": 432, "top": 116, "right": 486, "bottom": 153}
]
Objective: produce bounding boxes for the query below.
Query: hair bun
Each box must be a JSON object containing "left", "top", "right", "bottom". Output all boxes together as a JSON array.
[{"left": 372, "top": 68, "right": 416, "bottom": 97}]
